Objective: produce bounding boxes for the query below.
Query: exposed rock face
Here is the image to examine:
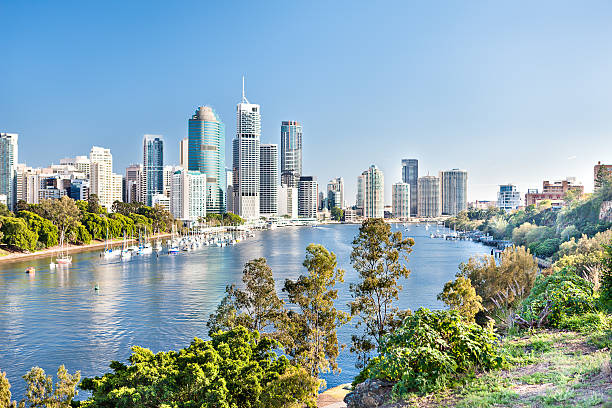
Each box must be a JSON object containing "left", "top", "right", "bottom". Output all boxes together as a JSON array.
[{"left": 344, "top": 379, "right": 395, "bottom": 408}]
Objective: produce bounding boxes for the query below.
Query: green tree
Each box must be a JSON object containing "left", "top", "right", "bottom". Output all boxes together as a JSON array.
[
  {"left": 0, "top": 217, "right": 38, "bottom": 251},
  {"left": 87, "top": 194, "right": 102, "bottom": 214},
  {"left": 457, "top": 246, "right": 538, "bottom": 319},
  {"left": 0, "top": 370, "right": 24, "bottom": 408},
  {"left": 437, "top": 276, "right": 483, "bottom": 322},
  {"left": 330, "top": 207, "right": 344, "bottom": 221},
  {"left": 38, "top": 197, "right": 81, "bottom": 245},
  {"left": 601, "top": 243, "right": 612, "bottom": 312},
  {"left": 348, "top": 218, "right": 414, "bottom": 368},
  {"left": 17, "top": 211, "right": 59, "bottom": 248},
  {"left": 22, "top": 365, "right": 80, "bottom": 408},
  {"left": 207, "top": 258, "right": 284, "bottom": 339},
  {"left": 283, "top": 244, "right": 350, "bottom": 381},
  {"left": 80, "top": 327, "right": 317, "bottom": 408},
  {"left": 223, "top": 212, "right": 245, "bottom": 226}
]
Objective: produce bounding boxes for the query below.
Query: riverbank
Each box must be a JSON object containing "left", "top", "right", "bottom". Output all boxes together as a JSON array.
[{"left": 0, "top": 233, "right": 172, "bottom": 265}]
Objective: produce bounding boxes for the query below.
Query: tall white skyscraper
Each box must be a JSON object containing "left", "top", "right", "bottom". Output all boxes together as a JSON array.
[
  {"left": 260, "top": 144, "right": 278, "bottom": 217},
  {"left": 278, "top": 185, "right": 297, "bottom": 219},
  {"left": 170, "top": 169, "right": 207, "bottom": 221},
  {"left": 327, "top": 177, "right": 344, "bottom": 209},
  {"left": 0, "top": 133, "right": 18, "bottom": 210},
  {"left": 440, "top": 169, "right": 468, "bottom": 216},
  {"left": 89, "top": 146, "right": 114, "bottom": 209},
  {"left": 232, "top": 78, "right": 261, "bottom": 219},
  {"left": 280, "top": 121, "right": 302, "bottom": 187},
  {"left": 358, "top": 165, "right": 384, "bottom": 219},
  {"left": 392, "top": 182, "right": 411, "bottom": 219},
  {"left": 418, "top": 175, "right": 441, "bottom": 218}
]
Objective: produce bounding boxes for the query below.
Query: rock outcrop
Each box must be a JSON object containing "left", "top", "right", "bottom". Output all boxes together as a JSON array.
[{"left": 343, "top": 379, "right": 395, "bottom": 408}]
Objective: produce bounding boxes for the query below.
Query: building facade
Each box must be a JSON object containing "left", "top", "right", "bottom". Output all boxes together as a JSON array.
[
  {"left": 525, "top": 178, "right": 584, "bottom": 207},
  {"left": 170, "top": 169, "right": 207, "bottom": 222},
  {"left": 278, "top": 185, "right": 298, "bottom": 219},
  {"left": 392, "top": 182, "right": 411, "bottom": 219},
  {"left": 232, "top": 87, "right": 261, "bottom": 219},
  {"left": 418, "top": 175, "right": 441, "bottom": 218},
  {"left": 360, "top": 165, "right": 384, "bottom": 219},
  {"left": 125, "top": 164, "right": 143, "bottom": 203},
  {"left": 0, "top": 133, "right": 18, "bottom": 210},
  {"left": 188, "top": 106, "right": 226, "bottom": 214},
  {"left": 89, "top": 146, "right": 115, "bottom": 209},
  {"left": 298, "top": 176, "right": 318, "bottom": 218},
  {"left": 401, "top": 159, "right": 418, "bottom": 217},
  {"left": 327, "top": 177, "right": 344, "bottom": 209},
  {"left": 280, "top": 121, "right": 302, "bottom": 187},
  {"left": 259, "top": 144, "right": 278, "bottom": 217},
  {"left": 143, "top": 134, "right": 164, "bottom": 206},
  {"left": 180, "top": 137, "right": 189, "bottom": 169},
  {"left": 497, "top": 184, "right": 521, "bottom": 211},
  {"left": 440, "top": 169, "right": 468, "bottom": 216}
]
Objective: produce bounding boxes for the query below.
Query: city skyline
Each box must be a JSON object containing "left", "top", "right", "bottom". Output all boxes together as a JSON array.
[{"left": 3, "top": 2, "right": 612, "bottom": 203}]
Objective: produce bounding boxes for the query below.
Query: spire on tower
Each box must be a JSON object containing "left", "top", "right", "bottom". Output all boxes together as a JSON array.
[{"left": 241, "top": 75, "right": 249, "bottom": 103}]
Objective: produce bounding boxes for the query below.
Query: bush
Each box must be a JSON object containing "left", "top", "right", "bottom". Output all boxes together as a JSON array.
[
  {"left": 357, "top": 308, "right": 504, "bottom": 396},
  {"left": 79, "top": 326, "right": 318, "bottom": 408},
  {"left": 559, "top": 312, "right": 611, "bottom": 334},
  {"left": 518, "top": 268, "right": 596, "bottom": 328}
]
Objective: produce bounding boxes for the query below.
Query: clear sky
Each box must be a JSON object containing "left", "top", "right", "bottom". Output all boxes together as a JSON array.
[{"left": 2, "top": 1, "right": 612, "bottom": 204}]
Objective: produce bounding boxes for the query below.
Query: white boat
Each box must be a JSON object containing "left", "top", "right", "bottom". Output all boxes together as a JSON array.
[
  {"left": 54, "top": 234, "right": 72, "bottom": 265},
  {"left": 102, "top": 226, "right": 120, "bottom": 259},
  {"left": 139, "top": 243, "right": 153, "bottom": 255},
  {"left": 154, "top": 241, "right": 162, "bottom": 252}
]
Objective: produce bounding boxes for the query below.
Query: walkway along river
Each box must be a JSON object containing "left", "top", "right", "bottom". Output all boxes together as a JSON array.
[{"left": 0, "top": 223, "right": 487, "bottom": 399}]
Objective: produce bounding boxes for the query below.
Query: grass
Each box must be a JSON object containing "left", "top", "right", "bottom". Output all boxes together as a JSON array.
[{"left": 398, "top": 330, "right": 612, "bottom": 408}]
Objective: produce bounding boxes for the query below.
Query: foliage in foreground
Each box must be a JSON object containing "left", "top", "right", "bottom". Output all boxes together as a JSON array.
[
  {"left": 517, "top": 268, "right": 596, "bottom": 328},
  {"left": 0, "top": 365, "right": 80, "bottom": 408},
  {"left": 79, "top": 326, "right": 318, "bottom": 408},
  {"left": 357, "top": 308, "right": 504, "bottom": 397}
]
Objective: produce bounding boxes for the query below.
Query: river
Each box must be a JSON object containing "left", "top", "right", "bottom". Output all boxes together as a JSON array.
[{"left": 0, "top": 223, "right": 487, "bottom": 398}]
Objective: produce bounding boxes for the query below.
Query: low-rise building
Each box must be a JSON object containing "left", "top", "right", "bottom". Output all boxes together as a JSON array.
[
  {"left": 525, "top": 178, "right": 584, "bottom": 207},
  {"left": 497, "top": 184, "right": 521, "bottom": 211}
]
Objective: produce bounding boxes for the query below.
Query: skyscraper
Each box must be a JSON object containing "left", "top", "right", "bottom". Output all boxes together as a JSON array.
[
  {"left": 90, "top": 146, "right": 114, "bottom": 209},
  {"left": 188, "top": 106, "right": 226, "bottom": 214},
  {"left": 418, "top": 176, "right": 441, "bottom": 218},
  {"left": 358, "top": 165, "right": 384, "bottom": 218},
  {"left": 260, "top": 144, "right": 278, "bottom": 217},
  {"left": 280, "top": 121, "right": 302, "bottom": 187},
  {"left": 401, "top": 159, "right": 418, "bottom": 217},
  {"left": 0, "top": 133, "right": 18, "bottom": 210},
  {"left": 440, "top": 169, "right": 468, "bottom": 216},
  {"left": 327, "top": 177, "right": 344, "bottom": 209},
  {"left": 298, "top": 176, "right": 318, "bottom": 218},
  {"left": 143, "top": 134, "right": 164, "bottom": 206},
  {"left": 170, "top": 169, "right": 207, "bottom": 221},
  {"left": 232, "top": 79, "right": 261, "bottom": 219},
  {"left": 125, "top": 164, "right": 142, "bottom": 203},
  {"left": 392, "top": 182, "right": 410, "bottom": 219}
]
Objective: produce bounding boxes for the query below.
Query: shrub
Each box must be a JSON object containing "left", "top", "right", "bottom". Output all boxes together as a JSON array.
[
  {"left": 358, "top": 308, "right": 504, "bottom": 396},
  {"left": 559, "top": 312, "right": 611, "bottom": 334},
  {"left": 518, "top": 268, "right": 596, "bottom": 328}
]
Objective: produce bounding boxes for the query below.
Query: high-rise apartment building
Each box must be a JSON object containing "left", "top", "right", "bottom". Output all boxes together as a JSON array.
[
  {"left": 440, "top": 169, "right": 468, "bottom": 216},
  {"left": 497, "top": 184, "right": 521, "bottom": 211},
  {"left": 260, "top": 144, "right": 278, "bottom": 217},
  {"left": 0, "top": 133, "right": 18, "bottom": 210},
  {"left": 298, "top": 176, "right": 318, "bottom": 218},
  {"left": 359, "top": 165, "right": 384, "bottom": 219},
  {"left": 180, "top": 137, "right": 189, "bottom": 169},
  {"left": 188, "top": 106, "right": 226, "bottom": 214},
  {"left": 401, "top": 159, "right": 418, "bottom": 217},
  {"left": 111, "top": 173, "right": 123, "bottom": 206},
  {"left": 125, "top": 164, "right": 143, "bottom": 203},
  {"left": 60, "top": 156, "right": 90, "bottom": 178},
  {"left": 142, "top": 134, "right": 164, "bottom": 206},
  {"left": 327, "top": 177, "right": 344, "bottom": 209},
  {"left": 163, "top": 165, "right": 175, "bottom": 197},
  {"left": 89, "top": 146, "right": 114, "bottom": 209},
  {"left": 392, "top": 182, "right": 411, "bottom": 219},
  {"left": 232, "top": 82, "right": 261, "bottom": 219},
  {"left": 278, "top": 185, "right": 298, "bottom": 219},
  {"left": 280, "top": 121, "right": 302, "bottom": 187},
  {"left": 418, "top": 175, "right": 441, "bottom": 218},
  {"left": 170, "top": 169, "right": 207, "bottom": 222}
]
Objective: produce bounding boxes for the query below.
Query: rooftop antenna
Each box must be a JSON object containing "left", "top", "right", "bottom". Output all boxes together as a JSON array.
[{"left": 241, "top": 75, "right": 249, "bottom": 103}]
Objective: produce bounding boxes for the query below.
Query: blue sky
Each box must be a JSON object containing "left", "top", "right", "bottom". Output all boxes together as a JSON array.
[{"left": 2, "top": 1, "right": 612, "bottom": 203}]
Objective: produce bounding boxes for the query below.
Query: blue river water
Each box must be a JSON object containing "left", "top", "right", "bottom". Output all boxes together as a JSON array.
[{"left": 0, "top": 223, "right": 487, "bottom": 399}]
